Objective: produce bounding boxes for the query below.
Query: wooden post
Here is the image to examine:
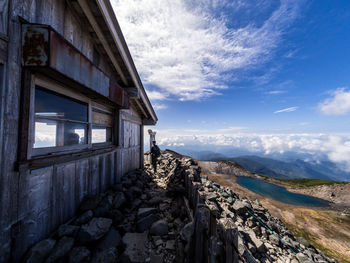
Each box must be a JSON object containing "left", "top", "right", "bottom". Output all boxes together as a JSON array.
[
  {"left": 220, "top": 218, "right": 239, "bottom": 263},
  {"left": 209, "top": 236, "right": 217, "bottom": 263},
  {"left": 207, "top": 201, "right": 218, "bottom": 263},
  {"left": 189, "top": 204, "right": 210, "bottom": 263}
]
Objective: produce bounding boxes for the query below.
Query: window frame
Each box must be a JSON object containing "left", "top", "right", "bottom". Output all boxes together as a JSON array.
[
  {"left": 28, "top": 75, "right": 115, "bottom": 159},
  {"left": 91, "top": 103, "right": 114, "bottom": 145}
]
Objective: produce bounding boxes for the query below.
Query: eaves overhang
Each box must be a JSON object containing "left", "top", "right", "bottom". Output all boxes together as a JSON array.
[{"left": 76, "top": 0, "right": 158, "bottom": 125}]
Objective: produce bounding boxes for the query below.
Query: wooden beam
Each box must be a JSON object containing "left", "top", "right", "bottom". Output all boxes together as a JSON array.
[
  {"left": 96, "top": 0, "right": 158, "bottom": 123},
  {"left": 77, "top": 0, "right": 128, "bottom": 86},
  {"left": 142, "top": 118, "right": 156, "bottom": 126},
  {"left": 124, "top": 87, "right": 139, "bottom": 98}
]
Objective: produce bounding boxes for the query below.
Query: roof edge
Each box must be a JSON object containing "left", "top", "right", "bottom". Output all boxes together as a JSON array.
[{"left": 96, "top": 0, "right": 158, "bottom": 124}]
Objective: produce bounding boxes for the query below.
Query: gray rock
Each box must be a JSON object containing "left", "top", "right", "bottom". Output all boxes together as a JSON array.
[
  {"left": 232, "top": 200, "right": 251, "bottom": 215},
  {"left": 78, "top": 217, "right": 112, "bottom": 243},
  {"left": 150, "top": 253, "right": 163, "bottom": 263},
  {"left": 121, "top": 232, "right": 148, "bottom": 263},
  {"left": 96, "top": 227, "right": 121, "bottom": 251},
  {"left": 25, "top": 238, "right": 56, "bottom": 263},
  {"left": 137, "top": 208, "right": 157, "bottom": 219},
  {"left": 148, "top": 196, "right": 163, "bottom": 205},
  {"left": 68, "top": 246, "right": 91, "bottom": 263},
  {"left": 91, "top": 247, "right": 117, "bottom": 263},
  {"left": 57, "top": 225, "right": 80, "bottom": 238},
  {"left": 113, "top": 192, "right": 126, "bottom": 209},
  {"left": 248, "top": 230, "right": 265, "bottom": 253},
  {"left": 269, "top": 234, "right": 280, "bottom": 246},
  {"left": 296, "top": 237, "right": 311, "bottom": 248},
  {"left": 107, "top": 209, "right": 124, "bottom": 224},
  {"left": 150, "top": 220, "right": 168, "bottom": 236},
  {"left": 296, "top": 252, "right": 313, "bottom": 263},
  {"left": 180, "top": 222, "right": 194, "bottom": 243},
  {"left": 80, "top": 195, "right": 100, "bottom": 212},
  {"left": 242, "top": 247, "right": 257, "bottom": 263},
  {"left": 130, "top": 186, "right": 142, "bottom": 197},
  {"left": 136, "top": 214, "right": 158, "bottom": 232},
  {"left": 75, "top": 210, "right": 93, "bottom": 225},
  {"left": 206, "top": 192, "right": 218, "bottom": 202},
  {"left": 93, "top": 199, "right": 111, "bottom": 217},
  {"left": 166, "top": 240, "right": 176, "bottom": 250},
  {"left": 45, "top": 236, "right": 74, "bottom": 262}
]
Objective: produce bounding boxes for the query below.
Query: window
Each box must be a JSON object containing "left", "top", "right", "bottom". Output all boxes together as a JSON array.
[
  {"left": 91, "top": 105, "right": 113, "bottom": 143},
  {"left": 34, "top": 87, "right": 88, "bottom": 148},
  {"left": 30, "top": 77, "right": 115, "bottom": 157}
]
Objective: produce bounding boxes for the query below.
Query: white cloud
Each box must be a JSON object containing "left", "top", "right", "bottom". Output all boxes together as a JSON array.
[
  {"left": 147, "top": 90, "right": 168, "bottom": 101},
  {"left": 273, "top": 106, "right": 298, "bottom": 114},
  {"left": 266, "top": 90, "right": 287, "bottom": 95},
  {"left": 318, "top": 87, "right": 350, "bottom": 115},
  {"left": 153, "top": 103, "right": 168, "bottom": 110},
  {"left": 112, "top": 0, "right": 302, "bottom": 101},
  {"left": 153, "top": 129, "right": 350, "bottom": 172}
]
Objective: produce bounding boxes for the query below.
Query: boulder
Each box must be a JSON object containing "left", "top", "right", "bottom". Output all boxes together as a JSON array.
[
  {"left": 96, "top": 227, "right": 121, "bottom": 251},
  {"left": 136, "top": 214, "right": 158, "bottom": 232},
  {"left": 75, "top": 210, "right": 93, "bottom": 225},
  {"left": 91, "top": 247, "right": 117, "bottom": 263},
  {"left": 121, "top": 232, "right": 148, "bottom": 263},
  {"left": 57, "top": 225, "right": 80, "bottom": 238},
  {"left": 180, "top": 222, "right": 194, "bottom": 243},
  {"left": 68, "top": 247, "right": 91, "bottom": 263},
  {"left": 150, "top": 220, "right": 168, "bottom": 236},
  {"left": 137, "top": 208, "right": 157, "bottom": 219},
  {"left": 78, "top": 217, "right": 112, "bottom": 243},
  {"left": 45, "top": 236, "right": 74, "bottom": 262},
  {"left": 232, "top": 200, "right": 251, "bottom": 216},
  {"left": 25, "top": 238, "right": 56, "bottom": 263},
  {"left": 248, "top": 230, "right": 266, "bottom": 253},
  {"left": 130, "top": 186, "right": 142, "bottom": 197},
  {"left": 269, "top": 234, "right": 280, "bottom": 246},
  {"left": 113, "top": 192, "right": 126, "bottom": 209},
  {"left": 296, "top": 252, "right": 313, "bottom": 263},
  {"left": 106, "top": 209, "right": 124, "bottom": 224}
]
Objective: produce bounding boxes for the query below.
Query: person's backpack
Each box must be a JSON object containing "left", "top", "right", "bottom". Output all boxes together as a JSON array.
[{"left": 152, "top": 145, "right": 161, "bottom": 157}]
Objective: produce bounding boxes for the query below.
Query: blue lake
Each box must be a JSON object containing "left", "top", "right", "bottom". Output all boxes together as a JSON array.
[{"left": 236, "top": 176, "right": 329, "bottom": 207}]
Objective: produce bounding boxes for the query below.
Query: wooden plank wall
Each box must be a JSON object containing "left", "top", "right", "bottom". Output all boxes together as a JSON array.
[
  {"left": 13, "top": 150, "right": 119, "bottom": 260},
  {"left": 0, "top": 0, "right": 144, "bottom": 261},
  {"left": 120, "top": 106, "right": 143, "bottom": 174},
  {"left": 0, "top": 0, "right": 8, "bottom": 36}
]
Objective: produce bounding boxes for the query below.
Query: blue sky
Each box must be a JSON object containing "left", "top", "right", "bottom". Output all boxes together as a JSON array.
[{"left": 112, "top": 0, "right": 350, "bottom": 171}]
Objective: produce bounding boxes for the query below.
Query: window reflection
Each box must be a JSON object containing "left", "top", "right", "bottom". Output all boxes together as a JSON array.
[
  {"left": 34, "top": 120, "right": 87, "bottom": 148},
  {"left": 34, "top": 86, "right": 88, "bottom": 149},
  {"left": 35, "top": 87, "right": 87, "bottom": 122}
]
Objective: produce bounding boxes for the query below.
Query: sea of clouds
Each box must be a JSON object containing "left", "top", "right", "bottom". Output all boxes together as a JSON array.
[{"left": 155, "top": 132, "right": 350, "bottom": 172}]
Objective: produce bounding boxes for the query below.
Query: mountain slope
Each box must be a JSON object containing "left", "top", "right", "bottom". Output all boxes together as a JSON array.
[{"left": 229, "top": 156, "right": 334, "bottom": 180}]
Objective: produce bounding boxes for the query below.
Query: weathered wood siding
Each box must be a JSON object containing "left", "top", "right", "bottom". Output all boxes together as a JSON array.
[
  {"left": 119, "top": 106, "right": 143, "bottom": 174},
  {"left": 13, "top": 151, "right": 119, "bottom": 260},
  {"left": 0, "top": 1, "right": 144, "bottom": 262},
  {"left": 0, "top": 0, "right": 8, "bottom": 36}
]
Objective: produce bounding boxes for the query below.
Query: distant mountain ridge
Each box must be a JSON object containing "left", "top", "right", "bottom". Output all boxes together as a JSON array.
[
  {"left": 227, "top": 155, "right": 350, "bottom": 181},
  {"left": 161, "top": 146, "right": 350, "bottom": 181}
]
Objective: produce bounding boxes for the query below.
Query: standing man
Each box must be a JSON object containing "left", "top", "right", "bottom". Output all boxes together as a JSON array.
[{"left": 150, "top": 140, "right": 161, "bottom": 173}]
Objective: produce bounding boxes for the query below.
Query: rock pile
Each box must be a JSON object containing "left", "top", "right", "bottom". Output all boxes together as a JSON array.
[{"left": 23, "top": 151, "right": 337, "bottom": 263}]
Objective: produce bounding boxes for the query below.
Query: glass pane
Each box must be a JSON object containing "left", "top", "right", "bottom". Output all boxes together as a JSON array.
[
  {"left": 34, "top": 119, "right": 87, "bottom": 148},
  {"left": 35, "top": 87, "right": 88, "bottom": 122},
  {"left": 92, "top": 125, "right": 112, "bottom": 143}
]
